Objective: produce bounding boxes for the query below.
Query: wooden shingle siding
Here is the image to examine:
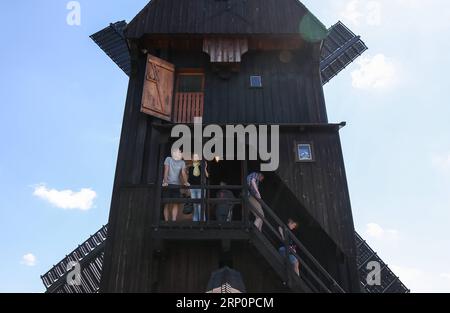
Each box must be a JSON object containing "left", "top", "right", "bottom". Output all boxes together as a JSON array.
[
  {"left": 275, "top": 129, "right": 356, "bottom": 257},
  {"left": 100, "top": 53, "right": 161, "bottom": 292},
  {"left": 126, "top": 0, "right": 310, "bottom": 37},
  {"left": 168, "top": 50, "right": 328, "bottom": 124}
]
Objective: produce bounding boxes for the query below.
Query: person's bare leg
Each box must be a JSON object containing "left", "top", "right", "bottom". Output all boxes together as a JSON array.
[
  {"left": 172, "top": 204, "right": 179, "bottom": 222},
  {"left": 164, "top": 204, "right": 171, "bottom": 222},
  {"left": 254, "top": 216, "right": 263, "bottom": 231},
  {"left": 249, "top": 197, "right": 264, "bottom": 231},
  {"left": 254, "top": 204, "right": 264, "bottom": 231},
  {"left": 294, "top": 261, "right": 300, "bottom": 276}
]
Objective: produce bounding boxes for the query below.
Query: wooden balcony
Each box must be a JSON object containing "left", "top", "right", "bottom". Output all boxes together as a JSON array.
[{"left": 173, "top": 92, "right": 204, "bottom": 123}]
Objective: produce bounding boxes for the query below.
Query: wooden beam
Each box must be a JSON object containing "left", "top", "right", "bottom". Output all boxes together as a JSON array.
[{"left": 152, "top": 228, "right": 249, "bottom": 241}]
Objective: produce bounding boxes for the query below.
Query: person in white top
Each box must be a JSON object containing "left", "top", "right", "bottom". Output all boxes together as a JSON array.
[{"left": 162, "top": 148, "right": 189, "bottom": 222}]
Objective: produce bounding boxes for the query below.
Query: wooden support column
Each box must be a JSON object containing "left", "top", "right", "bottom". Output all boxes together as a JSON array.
[{"left": 242, "top": 159, "right": 249, "bottom": 228}]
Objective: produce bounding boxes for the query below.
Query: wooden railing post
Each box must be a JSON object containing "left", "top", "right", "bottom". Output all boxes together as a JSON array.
[
  {"left": 201, "top": 159, "right": 207, "bottom": 224},
  {"left": 174, "top": 92, "right": 204, "bottom": 123},
  {"left": 155, "top": 143, "right": 165, "bottom": 225},
  {"left": 242, "top": 159, "right": 249, "bottom": 228},
  {"left": 283, "top": 226, "right": 291, "bottom": 286}
]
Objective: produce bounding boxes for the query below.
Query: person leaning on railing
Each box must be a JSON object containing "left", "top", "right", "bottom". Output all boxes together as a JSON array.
[
  {"left": 278, "top": 219, "right": 300, "bottom": 276},
  {"left": 187, "top": 153, "right": 209, "bottom": 222},
  {"left": 162, "top": 148, "right": 189, "bottom": 222},
  {"left": 215, "top": 182, "right": 235, "bottom": 223},
  {"left": 246, "top": 172, "right": 265, "bottom": 231}
]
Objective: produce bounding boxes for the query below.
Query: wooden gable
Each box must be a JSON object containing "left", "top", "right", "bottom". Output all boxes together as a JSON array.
[{"left": 125, "top": 0, "right": 327, "bottom": 39}]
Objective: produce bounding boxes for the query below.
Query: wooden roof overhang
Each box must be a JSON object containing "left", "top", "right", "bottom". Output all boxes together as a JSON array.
[
  {"left": 124, "top": 0, "right": 328, "bottom": 40},
  {"left": 151, "top": 122, "right": 347, "bottom": 133},
  {"left": 134, "top": 33, "right": 308, "bottom": 52}
]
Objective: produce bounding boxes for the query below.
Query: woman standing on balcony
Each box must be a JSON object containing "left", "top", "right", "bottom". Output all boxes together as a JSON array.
[
  {"left": 162, "top": 148, "right": 189, "bottom": 222},
  {"left": 188, "top": 153, "right": 209, "bottom": 222}
]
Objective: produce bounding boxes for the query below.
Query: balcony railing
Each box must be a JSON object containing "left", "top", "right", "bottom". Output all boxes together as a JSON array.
[
  {"left": 158, "top": 184, "right": 345, "bottom": 293},
  {"left": 160, "top": 184, "right": 249, "bottom": 227},
  {"left": 173, "top": 92, "right": 204, "bottom": 123}
]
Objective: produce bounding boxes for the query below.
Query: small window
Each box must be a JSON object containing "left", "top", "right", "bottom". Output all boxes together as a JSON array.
[
  {"left": 295, "top": 143, "right": 314, "bottom": 162},
  {"left": 177, "top": 75, "right": 204, "bottom": 92},
  {"left": 250, "top": 75, "right": 263, "bottom": 88}
]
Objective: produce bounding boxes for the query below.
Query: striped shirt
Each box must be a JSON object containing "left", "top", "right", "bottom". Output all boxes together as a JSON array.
[{"left": 246, "top": 172, "right": 262, "bottom": 197}]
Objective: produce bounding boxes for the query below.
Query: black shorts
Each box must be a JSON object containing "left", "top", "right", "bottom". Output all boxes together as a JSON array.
[{"left": 163, "top": 184, "right": 182, "bottom": 199}]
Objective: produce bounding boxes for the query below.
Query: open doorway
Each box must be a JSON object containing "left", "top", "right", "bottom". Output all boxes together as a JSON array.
[{"left": 207, "top": 160, "right": 243, "bottom": 222}]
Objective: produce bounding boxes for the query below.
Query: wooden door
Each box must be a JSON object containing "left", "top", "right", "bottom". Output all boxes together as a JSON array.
[{"left": 141, "top": 54, "right": 175, "bottom": 121}]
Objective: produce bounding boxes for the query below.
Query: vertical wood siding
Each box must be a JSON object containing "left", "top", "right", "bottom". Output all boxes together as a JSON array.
[
  {"left": 100, "top": 48, "right": 358, "bottom": 292},
  {"left": 169, "top": 49, "right": 327, "bottom": 124}
]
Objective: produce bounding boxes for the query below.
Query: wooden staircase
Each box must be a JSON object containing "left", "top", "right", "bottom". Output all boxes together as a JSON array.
[
  {"left": 249, "top": 228, "right": 312, "bottom": 292},
  {"left": 244, "top": 197, "right": 345, "bottom": 293}
]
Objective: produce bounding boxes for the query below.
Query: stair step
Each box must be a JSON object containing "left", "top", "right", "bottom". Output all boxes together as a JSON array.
[{"left": 249, "top": 229, "right": 314, "bottom": 293}]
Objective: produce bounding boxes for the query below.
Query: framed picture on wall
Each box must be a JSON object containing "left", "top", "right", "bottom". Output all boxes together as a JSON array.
[{"left": 295, "top": 143, "right": 314, "bottom": 162}]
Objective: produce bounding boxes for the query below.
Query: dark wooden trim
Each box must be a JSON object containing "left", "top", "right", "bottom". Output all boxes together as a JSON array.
[
  {"left": 176, "top": 68, "right": 206, "bottom": 75},
  {"left": 154, "top": 143, "right": 165, "bottom": 224},
  {"left": 161, "top": 198, "right": 242, "bottom": 204},
  {"left": 152, "top": 122, "right": 347, "bottom": 130},
  {"left": 242, "top": 158, "right": 249, "bottom": 227},
  {"left": 163, "top": 185, "right": 243, "bottom": 190},
  {"left": 152, "top": 228, "right": 249, "bottom": 241}
]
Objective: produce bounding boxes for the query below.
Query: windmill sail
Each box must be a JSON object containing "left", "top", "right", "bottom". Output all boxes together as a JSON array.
[
  {"left": 356, "top": 232, "right": 410, "bottom": 293},
  {"left": 320, "top": 21, "right": 368, "bottom": 85},
  {"left": 90, "top": 21, "right": 131, "bottom": 76},
  {"left": 41, "top": 226, "right": 107, "bottom": 293}
]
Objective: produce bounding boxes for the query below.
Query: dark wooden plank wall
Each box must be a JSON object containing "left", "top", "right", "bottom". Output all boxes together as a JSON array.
[
  {"left": 169, "top": 49, "right": 327, "bottom": 124},
  {"left": 156, "top": 241, "right": 287, "bottom": 293},
  {"left": 156, "top": 241, "right": 221, "bottom": 292},
  {"left": 262, "top": 169, "right": 359, "bottom": 291},
  {"left": 100, "top": 47, "right": 357, "bottom": 292},
  {"left": 274, "top": 129, "right": 359, "bottom": 289},
  {"left": 100, "top": 51, "right": 164, "bottom": 292},
  {"left": 232, "top": 242, "right": 288, "bottom": 292},
  {"left": 126, "top": 0, "right": 309, "bottom": 38}
]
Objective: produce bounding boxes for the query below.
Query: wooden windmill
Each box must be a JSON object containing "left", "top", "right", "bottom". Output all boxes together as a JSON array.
[{"left": 41, "top": 0, "right": 409, "bottom": 294}]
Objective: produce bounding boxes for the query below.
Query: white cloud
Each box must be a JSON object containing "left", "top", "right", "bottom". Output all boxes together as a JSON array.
[
  {"left": 391, "top": 266, "right": 450, "bottom": 293},
  {"left": 21, "top": 253, "right": 37, "bottom": 267},
  {"left": 340, "top": 0, "right": 363, "bottom": 25},
  {"left": 432, "top": 153, "right": 450, "bottom": 172},
  {"left": 338, "top": 0, "right": 450, "bottom": 31},
  {"left": 33, "top": 184, "right": 96, "bottom": 211},
  {"left": 366, "top": 1, "right": 382, "bottom": 26},
  {"left": 441, "top": 273, "right": 450, "bottom": 280},
  {"left": 351, "top": 54, "right": 397, "bottom": 89},
  {"left": 340, "top": 0, "right": 381, "bottom": 26},
  {"left": 390, "top": 265, "right": 422, "bottom": 291},
  {"left": 365, "top": 223, "right": 400, "bottom": 241}
]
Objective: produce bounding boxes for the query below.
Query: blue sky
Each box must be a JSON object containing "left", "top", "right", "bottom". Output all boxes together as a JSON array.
[{"left": 0, "top": 0, "right": 449, "bottom": 293}]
